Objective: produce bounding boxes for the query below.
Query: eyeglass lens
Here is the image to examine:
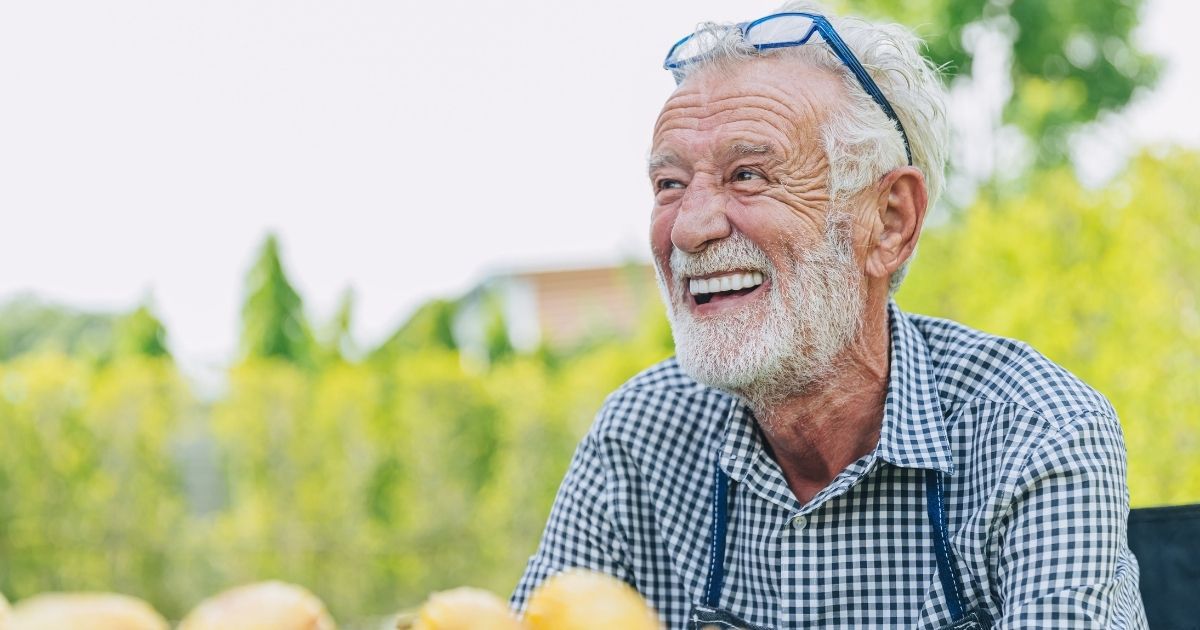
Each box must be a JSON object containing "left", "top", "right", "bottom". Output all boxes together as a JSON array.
[
  {"left": 669, "top": 27, "right": 734, "bottom": 67},
  {"left": 742, "top": 14, "right": 821, "bottom": 48}
]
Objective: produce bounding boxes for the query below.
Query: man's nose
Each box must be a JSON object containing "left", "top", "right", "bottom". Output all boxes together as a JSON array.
[{"left": 671, "top": 186, "right": 732, "bottom": 254}]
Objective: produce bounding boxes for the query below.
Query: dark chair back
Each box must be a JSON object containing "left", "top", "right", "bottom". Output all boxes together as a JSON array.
[{"left": 1128, "top": 504, "right": 1200, "bottom": 629}]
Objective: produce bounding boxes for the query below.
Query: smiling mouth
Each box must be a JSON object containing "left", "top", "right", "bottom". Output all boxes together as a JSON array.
[{"left": 689, "top": 271, "right": 765, "bottom": 305}]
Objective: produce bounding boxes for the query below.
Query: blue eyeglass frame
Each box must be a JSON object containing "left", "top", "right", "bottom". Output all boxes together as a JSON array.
[{"left": 663, "top": 12, "right": 913, "bottom": 166}]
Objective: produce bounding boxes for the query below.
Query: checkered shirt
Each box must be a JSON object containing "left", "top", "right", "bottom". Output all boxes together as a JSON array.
[{"left": 512, "top": 302, "right": 1146, "bottom": 629}]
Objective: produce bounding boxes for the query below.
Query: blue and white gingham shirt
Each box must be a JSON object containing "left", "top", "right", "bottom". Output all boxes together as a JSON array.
[{"left": 513, "top": 303, "right": 1146, "bottom": 628}]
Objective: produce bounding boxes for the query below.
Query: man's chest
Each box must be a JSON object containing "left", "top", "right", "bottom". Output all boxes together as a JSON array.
[{"left": 627, "top": 462, "right": 975, "bottom": 629}]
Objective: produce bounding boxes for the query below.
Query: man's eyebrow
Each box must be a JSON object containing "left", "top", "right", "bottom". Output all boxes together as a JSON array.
[
  {"left": 726, "top": 142, "right": 778, "bottom": 159},
  {"left": 647, "top": 143, "right": 779, "bottom": 174},
  {"left": 647, "top": 152, "right": 682, "bottom": 173}
]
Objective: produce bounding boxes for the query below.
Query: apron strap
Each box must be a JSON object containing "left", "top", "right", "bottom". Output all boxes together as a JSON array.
[
  {"left": 700, "top": 462, "right": 970, "bottom": 623},
  {"left": 703, "top": 461, "right": 731, "bottom": 608},
  {"left": 925, "top": 469, "right": 967, "bottom": 620}
]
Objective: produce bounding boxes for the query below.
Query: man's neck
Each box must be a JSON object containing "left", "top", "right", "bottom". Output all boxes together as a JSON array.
[{"left": 748, "top": 302, "right": 891, "bottom": 505}]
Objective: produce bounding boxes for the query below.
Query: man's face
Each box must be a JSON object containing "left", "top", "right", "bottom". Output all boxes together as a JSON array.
[{"left": 648, "top": 57, "right": 868, "bottom": 400}]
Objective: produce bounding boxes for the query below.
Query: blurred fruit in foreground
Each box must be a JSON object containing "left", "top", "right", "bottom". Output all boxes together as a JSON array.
[
  {"left": 8, "top": 593, "right": 167, "bottom": 630},
  {"left": 407, "top": 587, "right": 523, "bottom": 630},
  {"left": 1, "top": 591, "right": 10, "bottom": 630},
  {"left": 525, "top": 569, "right": 661, "bottom": 630},
  {"left": 178, "top": 581, "right": 336, "bottom": 630}
]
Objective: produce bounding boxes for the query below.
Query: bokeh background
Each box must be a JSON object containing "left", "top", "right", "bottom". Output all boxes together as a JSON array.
[{"left": 1, "top": 0, "right": 1197, "bottom": 626}]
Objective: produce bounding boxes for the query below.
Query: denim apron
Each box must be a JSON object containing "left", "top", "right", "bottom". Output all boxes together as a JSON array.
[{"left": 687, "top": 462, "right": 994, "bottom": 629}]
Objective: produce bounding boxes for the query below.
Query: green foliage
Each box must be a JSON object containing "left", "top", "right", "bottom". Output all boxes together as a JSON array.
[
  {"left": 0, "top": 298, "right": 169, "bottom": 364},
  {"left": 480, "top": 293, "right": 515, "bottom": 365},
  {"left": 0, "top": 354, "right": 188, "bottom": 611},
  {"left": 315, "top": 288, "right": 357, "bottom": 366},
  {"left": 369, "top": 299, "right": 459, "bottom": 363},
  {"left": 239, "top": 234, "right": 313, "bottom": 366},
  {"left": 0, "top": 296, "right": 118, "bottom": 362},
  {"left": 846, "top": 0, "right": 1159, "bottom": 165},
  {"left": 0, "top": 331, "right": 667, "bottom": 622},
  {"left": 898, "top": 148, "right": 1200, "bottom": 506},
  {"left": 114, "top": 305, "right": 171, "bottom": 359}
]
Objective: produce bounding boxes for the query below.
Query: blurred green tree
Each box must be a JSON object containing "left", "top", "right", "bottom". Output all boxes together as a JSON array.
[
  {"left": 0, "top": 352, "right": 188, "bottom": 614},
  {"left": 898, "top": 148, "right": 1200, "bottom": 505},
  {"left": 113, "top": 304, "right": 171, "bottom": 359},
  {"left": 0, "top": 296, "right": 117, "bottom": 362},
  {"left": 480, "top": 293, "right": 515, "bottom": 365},
  {"left": 369, "top": 298, "right": 459, "bottom": 363},
  {"left": 316, "top": 287, "right": 357, "bottom": 365},
  {"left": 239, "top": 234, "right": 314, "bottom": 366},
  {"left": 848, "top": 0, "right": 1159, "bottom": 165}
]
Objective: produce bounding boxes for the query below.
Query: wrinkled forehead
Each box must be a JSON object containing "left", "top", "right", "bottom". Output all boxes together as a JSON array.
[{"left": 651, "top": 56, "right": 846, "bottom": 157}]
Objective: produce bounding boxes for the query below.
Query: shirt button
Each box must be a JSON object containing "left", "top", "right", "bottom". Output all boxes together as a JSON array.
[{"left": 791, "top": 515, "right": 808, "bottom": 531}]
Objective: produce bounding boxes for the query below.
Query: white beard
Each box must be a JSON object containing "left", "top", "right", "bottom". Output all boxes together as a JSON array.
[{"left": 655, "top": 213, "right": 865, "bottom": 408}]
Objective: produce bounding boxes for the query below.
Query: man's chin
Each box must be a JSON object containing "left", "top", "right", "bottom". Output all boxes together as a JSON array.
[
  {"left": 673, "top": 336, "right": 774, "bottom": 392},
  {"left": 672, "top": 325, "right": 842, "bottom": 405},
  {"left": 667, "top": 299, "right": 799, "bottom": 397}
]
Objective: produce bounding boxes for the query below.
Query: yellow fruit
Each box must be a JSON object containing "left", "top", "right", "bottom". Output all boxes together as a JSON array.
[
  {"left": 8, "top": 592, "right": 168, "bottom": 630},
  {"left": 411, "top": 587, "right": 524, "bottom": 630},
  {"left": 524, "top": 570, "right": 660, "bottom": 630},
  {"left": 178, "top": 581, "right": 335, "bottom": 630},
  {"left": 1, "top": 591, "right": 10, "bottom": 630}
]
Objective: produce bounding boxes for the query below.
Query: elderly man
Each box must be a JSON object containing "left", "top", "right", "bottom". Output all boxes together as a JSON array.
[{"left": 513, "top": 2, "right": 1146, "bottom": 628}]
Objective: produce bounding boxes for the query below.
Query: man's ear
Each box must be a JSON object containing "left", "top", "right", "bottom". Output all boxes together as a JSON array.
[{"left": 865, "top": 166, "right": 928, "bottom": 283}]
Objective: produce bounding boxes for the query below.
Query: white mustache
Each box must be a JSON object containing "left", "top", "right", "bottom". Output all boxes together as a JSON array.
[{"left": 669, "top": 232, "right": 772, "bottom": 279}]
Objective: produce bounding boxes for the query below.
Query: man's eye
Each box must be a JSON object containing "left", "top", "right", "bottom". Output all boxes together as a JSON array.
[
  {"left": 732, "top": 169, "right": 762, "bottom": 182},
  {"left": 656, "top": 179, "right": 684, "bottom": 191}
]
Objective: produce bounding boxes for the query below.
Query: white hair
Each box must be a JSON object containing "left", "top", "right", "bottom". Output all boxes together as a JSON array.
[{"left": 671, "top": 1, "right": 950, "bottom": 294}]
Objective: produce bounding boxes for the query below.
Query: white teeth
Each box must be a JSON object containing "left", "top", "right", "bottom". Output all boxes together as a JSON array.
[{"left": 688, "top": 271, "right": 765, "bottom": 295}]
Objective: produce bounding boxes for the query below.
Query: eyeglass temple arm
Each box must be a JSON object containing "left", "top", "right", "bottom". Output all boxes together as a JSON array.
[{"left": 815, "top": 22, "right": 913, "bottom": 165}]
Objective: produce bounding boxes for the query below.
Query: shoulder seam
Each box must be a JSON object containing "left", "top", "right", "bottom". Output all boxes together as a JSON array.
[{"left": 947, "top": 396, "right": 1115, "bottom": 428}]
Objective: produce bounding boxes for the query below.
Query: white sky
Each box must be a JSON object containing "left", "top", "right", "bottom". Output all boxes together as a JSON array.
[{"left": 1, "top": 0, "right": 1197, "bottom": 374}]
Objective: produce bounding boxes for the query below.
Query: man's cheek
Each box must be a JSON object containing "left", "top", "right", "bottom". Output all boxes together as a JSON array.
[{"left": 648, "top": 211, "right": 677, "bottom": 264}]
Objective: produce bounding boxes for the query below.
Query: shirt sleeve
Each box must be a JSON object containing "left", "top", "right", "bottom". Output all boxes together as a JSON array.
[
  {"left": 994, "top": 410, "right": 1147, "bottom": 629},
  {"left": 509, "top": 427, "right": 631, "bottom": 613}
]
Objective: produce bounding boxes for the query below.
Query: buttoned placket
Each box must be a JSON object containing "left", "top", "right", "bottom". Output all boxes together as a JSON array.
[{"left": 705, "top": 302, "right": 967, "bottom": 628}]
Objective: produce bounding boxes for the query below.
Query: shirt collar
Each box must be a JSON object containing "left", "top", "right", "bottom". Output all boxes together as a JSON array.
[
  {"left": 876, "top": 300, "right": 955, "bottom": 475},
  {"left": 720, "top": 399, "right": 801, "bottom": 511},
  {"left": 719, "top": 300, "right": 955, "bottom": 492}
]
